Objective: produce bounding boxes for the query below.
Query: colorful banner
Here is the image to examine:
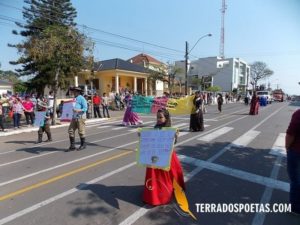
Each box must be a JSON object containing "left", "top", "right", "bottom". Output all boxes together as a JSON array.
[
  {"left": 131, "top": 95, "right": 194, "bottom": 115},
  {"left": 34, "top": 111, "right": 46, "bottom": 127},
  {"left": 151, "top": 97, "right": 169, "bottom": 113},
  {"left": 131, "top": 96, "right": 154, "bottom": 114},
  {"left": 60, "top": 100, "right": 75, "bottom": 122},
  {"left": 166, "top": 95, "right": 194, "bottom": 115},
  {"left": 137, "top": 128, "right": 177, "bottom": 171}
]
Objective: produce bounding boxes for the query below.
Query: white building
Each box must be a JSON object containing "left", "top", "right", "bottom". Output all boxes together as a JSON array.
[
  {"left": 0, "top": 80, "right": 14, "bottom": 95},
  {"left": 175, "top": 56, "right": 250, "bottom": 93}
]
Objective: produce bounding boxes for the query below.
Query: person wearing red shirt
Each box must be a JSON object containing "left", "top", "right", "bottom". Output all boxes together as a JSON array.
[
  {"left": 286, "top": 109, "right": 300, "bottom": 215},
  {"left": 92, "top": 93, "right": 102, "bottom": 118},
  {"left": 22, "top": 96, "right": 35, "bottom": 126}
]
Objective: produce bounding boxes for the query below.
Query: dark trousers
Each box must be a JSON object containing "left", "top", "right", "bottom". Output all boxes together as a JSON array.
[
  {"left": 2, "top": 106, "right": 9, "bottom": 122},
  {"left": 0, "top": 115, "right": 4, "bottom": 130},
  {"left": 218, "top": 104, "right": 222, "bottom": 112},
  {"left": 102, "top": 105, "right": 110, "bottom": 118},
  {"left": 287, "top": 150, "right": 300, "bottom": 213},
  {"left": 93, "top": 105, "right": 102, "bottom": 118},
  {"left": 24, "top": 111, "right": 35, "bottom": 125},
  {"left": 38, "top": 124, "right": 51, "bottom": 136},
  {"left": 13, "top": 113, "right": 21, "bottom": 128}
]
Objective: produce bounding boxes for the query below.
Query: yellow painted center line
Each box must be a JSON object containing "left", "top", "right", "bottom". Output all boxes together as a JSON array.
[{"left": 0, "top": 151, "right": 133, "bottom": 202}]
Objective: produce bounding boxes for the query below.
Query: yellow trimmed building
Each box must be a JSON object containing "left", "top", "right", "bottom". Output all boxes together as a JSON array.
[{"left": 78, "top": 58, "right": 150, "bottom": 95}]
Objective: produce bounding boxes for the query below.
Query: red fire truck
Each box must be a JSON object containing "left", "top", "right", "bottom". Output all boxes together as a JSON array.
[{"left": 272, "top": 89, "right": 285, "bottom": 102}]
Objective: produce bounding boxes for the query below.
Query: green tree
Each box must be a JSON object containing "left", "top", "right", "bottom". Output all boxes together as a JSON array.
[
  {"left": 0, "top": 68, "right": 28, "bottom": 93},
  {"left": 28, "top": 25, "right": 91, "bottom": 124},
  {"left": 9, "top": 0, "right": 91, "bottom": 124},
  {"left": 250, "top": 61, "right": 274, "bottom": 91},
  {"left": 206, "top": 85, "right": 221, "bottom": 92},
  {"left": 10, "top": 0, "right": 77, "bottom": 79},
  {"left": 167, "top": 64, "right": 182, "bottom": 95}
]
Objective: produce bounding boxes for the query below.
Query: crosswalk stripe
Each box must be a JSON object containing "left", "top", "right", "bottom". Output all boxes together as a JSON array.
[
  {"left": 198, "top": 126, "right": 233, "bottom": 142},
  {"left": 173, "top": 123, "right": 187, "bottom": 128},
  {"left": 96, "top": 125, "right": 111, "bottom": 129},
  {"left": 112, "top": 127, "right": 126, "bottom": 130},
  {"left": 269, "top": 133, "right": 286, "bottom": 157},
  {"left": 232, "top": 130, "right": 261, "bottom": 146}
]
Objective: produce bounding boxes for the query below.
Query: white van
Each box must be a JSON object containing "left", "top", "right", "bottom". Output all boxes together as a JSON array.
[{"left": 256, "top": 91, "right": 273, "bottom": 104}]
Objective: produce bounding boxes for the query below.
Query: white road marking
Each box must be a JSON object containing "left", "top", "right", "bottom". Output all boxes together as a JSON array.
[
  {"left": 0, "top": 162, "right": 137, "bottom": 225},
  {"left": 232, "top": 130, "right": 261, "bottom": 146},
  {"left": 0, "top": 105, "right": 286, "bottom": 224},
  {"left": 197, "top": 126, "right": 233, "bottom": 142},
  {"left": 0, "top": 141, "right": 138, "bottom": 187},
  {"left": 118, "top": 105, "right": 286, "bottom": 225},
  {"left": 269, "top": 133, "right": 286, "bottom": 157},
  {"left": 178, "top": 154, "right": 289, "bottom": 192},
  {"left": 252, "top": 134, "right": 286, "bottom": 225},
  {"left": 96, "top": 125, "right": 111, "bottom": 129}
]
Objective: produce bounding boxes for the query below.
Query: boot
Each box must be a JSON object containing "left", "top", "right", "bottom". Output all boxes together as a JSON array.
[
  {"left": 46, "top": 132, "right": 52, "bottom": 142},
  {"left": 77, "top": 137, "right": 86, "bottom": 151},
  {"left": 36, "top": 133, "right": 43, "bottom": 143},
  {"left": 66, "top": 136, "right": 76, "bottom": 152}
]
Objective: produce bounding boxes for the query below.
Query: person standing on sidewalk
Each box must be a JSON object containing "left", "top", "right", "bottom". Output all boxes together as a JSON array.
[
  {"left": 102, "top": 92, "right": 110, "bottom": 118},
  {"left": 0, "top": 102, "right": 7, "bottom": 132},
  {"left": 22, "top": 96, "right": 35, "bottom": 126},
  {"left": 66, "top": 87, "right": 88, "bottom": 152},
  {"left": 286, "top": 109, "right": 300, "bottom": 215},
  {"left": 92, "top": 92, "right": 102, "bottom": 118},
  {"left": 12, "top": 98, "right": 23, "bottom": 129}
]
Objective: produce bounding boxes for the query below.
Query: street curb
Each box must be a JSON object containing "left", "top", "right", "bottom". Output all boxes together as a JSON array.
[{"left": 0, "top": 118, "right": 109, "bottom": 137}]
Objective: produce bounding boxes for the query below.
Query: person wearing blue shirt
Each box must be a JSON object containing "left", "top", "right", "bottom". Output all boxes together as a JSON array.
[{"left": 66, "top": 87, "right": 88, "bottom": 151}]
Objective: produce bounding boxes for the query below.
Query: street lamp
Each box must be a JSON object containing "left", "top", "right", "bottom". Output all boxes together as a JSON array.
[{"left": 185, "top": 33, "right": 212, "bottom": 95}]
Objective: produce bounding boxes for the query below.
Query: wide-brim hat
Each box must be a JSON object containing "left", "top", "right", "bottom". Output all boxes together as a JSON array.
[{"left": 70, "top": 87, "right": 83, "bottom": 92}]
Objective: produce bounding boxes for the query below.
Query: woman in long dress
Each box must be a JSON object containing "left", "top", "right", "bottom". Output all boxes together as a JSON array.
[
  {"left": 142, "top": 108, "right": 185, "bottom": 205},
  {"left": 122, "top": 93, "right": 143, "bottom": 125},
  {"left": 189, "top": 91, "right": 204, "bottom": 132},
  {"left": 249, "top": 93, "right": 260, "bottom": 115}
]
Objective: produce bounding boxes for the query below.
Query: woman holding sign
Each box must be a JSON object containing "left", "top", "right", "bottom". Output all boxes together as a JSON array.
[
  {"left": 122, "top": 93, "right": 143, "bottom": 126},
  {"left": 142, "top": 108, "right": 185, "bottom": 205}
]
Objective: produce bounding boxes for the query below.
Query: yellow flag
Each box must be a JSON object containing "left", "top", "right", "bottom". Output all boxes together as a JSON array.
[
  {"left": 173, "top": 179, "right": 197, "bottom": 220},
  {"left": 167, "top": 96, "right": 194, "bottom": 115}
]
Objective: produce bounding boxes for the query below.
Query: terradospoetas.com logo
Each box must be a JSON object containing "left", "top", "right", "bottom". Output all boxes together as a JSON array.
[{"left": 195, "top": 203, "right": 291, "bottom": 213}]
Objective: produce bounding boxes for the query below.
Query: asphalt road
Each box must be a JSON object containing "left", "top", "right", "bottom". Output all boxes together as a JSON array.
[{"left": 0, "top": 101, "right": 299, "bottom": 225}]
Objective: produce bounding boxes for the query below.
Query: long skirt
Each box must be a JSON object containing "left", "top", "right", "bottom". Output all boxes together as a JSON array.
[
  {"left": 189, "top": 110, "right": 204, "bottom": 132},
  {"left": 249, "top": 102, "right": 259, "bottom": 115},
  {"left": 122, "top": 107, "right": 143, "bottom": 126},
  {"left": 142, "top": 151, "right": 185, "bottom": 206}
]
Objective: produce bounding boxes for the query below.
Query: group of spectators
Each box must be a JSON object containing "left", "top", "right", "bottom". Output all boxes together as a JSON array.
[{"left": 0, "top": 92, "right": 54, "bottom": 130}]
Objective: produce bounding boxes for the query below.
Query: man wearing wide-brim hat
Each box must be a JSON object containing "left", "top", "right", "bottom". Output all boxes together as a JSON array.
[{"left": 66, "top": 86, "right": 88, "bottom": 151}]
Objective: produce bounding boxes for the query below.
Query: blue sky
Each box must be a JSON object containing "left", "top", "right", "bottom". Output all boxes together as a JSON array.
[{"left": 1, "top": 0, "right": 300, "bottom": 94}]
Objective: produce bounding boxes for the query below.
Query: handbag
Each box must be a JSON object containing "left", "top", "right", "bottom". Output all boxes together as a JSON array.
[{"left": 8, "top": 110, "right": 13, "bottom": 118}]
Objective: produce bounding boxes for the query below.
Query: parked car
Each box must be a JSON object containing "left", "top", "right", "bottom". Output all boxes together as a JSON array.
[{"left": 256, "top": 91, "right": 273, "bottom": 104}]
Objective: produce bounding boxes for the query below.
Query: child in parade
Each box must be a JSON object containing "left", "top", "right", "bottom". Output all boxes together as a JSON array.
[
  {"left": 36, "top": 99, "right": 52, "bottom": 143},
  {"left": 142, "top": 108, "right": 185, "bottom": 206}
]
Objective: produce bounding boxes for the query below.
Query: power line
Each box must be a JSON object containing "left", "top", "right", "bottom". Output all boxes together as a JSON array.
[{"left": 0, "top": 2, "right": 185, "bottom": 54}]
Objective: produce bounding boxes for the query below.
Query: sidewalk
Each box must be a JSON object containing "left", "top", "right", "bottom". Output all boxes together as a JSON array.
[{"left": 0, "top": 109, "right": 125, "bottom": 137}]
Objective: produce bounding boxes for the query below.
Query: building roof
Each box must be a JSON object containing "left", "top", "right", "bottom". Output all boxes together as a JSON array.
[
  {"left": 0, "top": 80, "right": 13, "bottom": 86},
  {"left": 93, "top": 58, "right": 149, "bottom": 73},
  {"left": 127, "top": 53, "right": 163, "bottom": 65}
]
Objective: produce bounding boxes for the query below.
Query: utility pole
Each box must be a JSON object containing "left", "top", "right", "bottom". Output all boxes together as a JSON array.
[
  {"left": 184, "top": 33, "right": 212, "bottom": 95},
  {"left": 219, "top": 0, "right": 227, "bottom": 59},
  {"left": 185, "top": 41, "right": 189, "bottom": 95}
]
